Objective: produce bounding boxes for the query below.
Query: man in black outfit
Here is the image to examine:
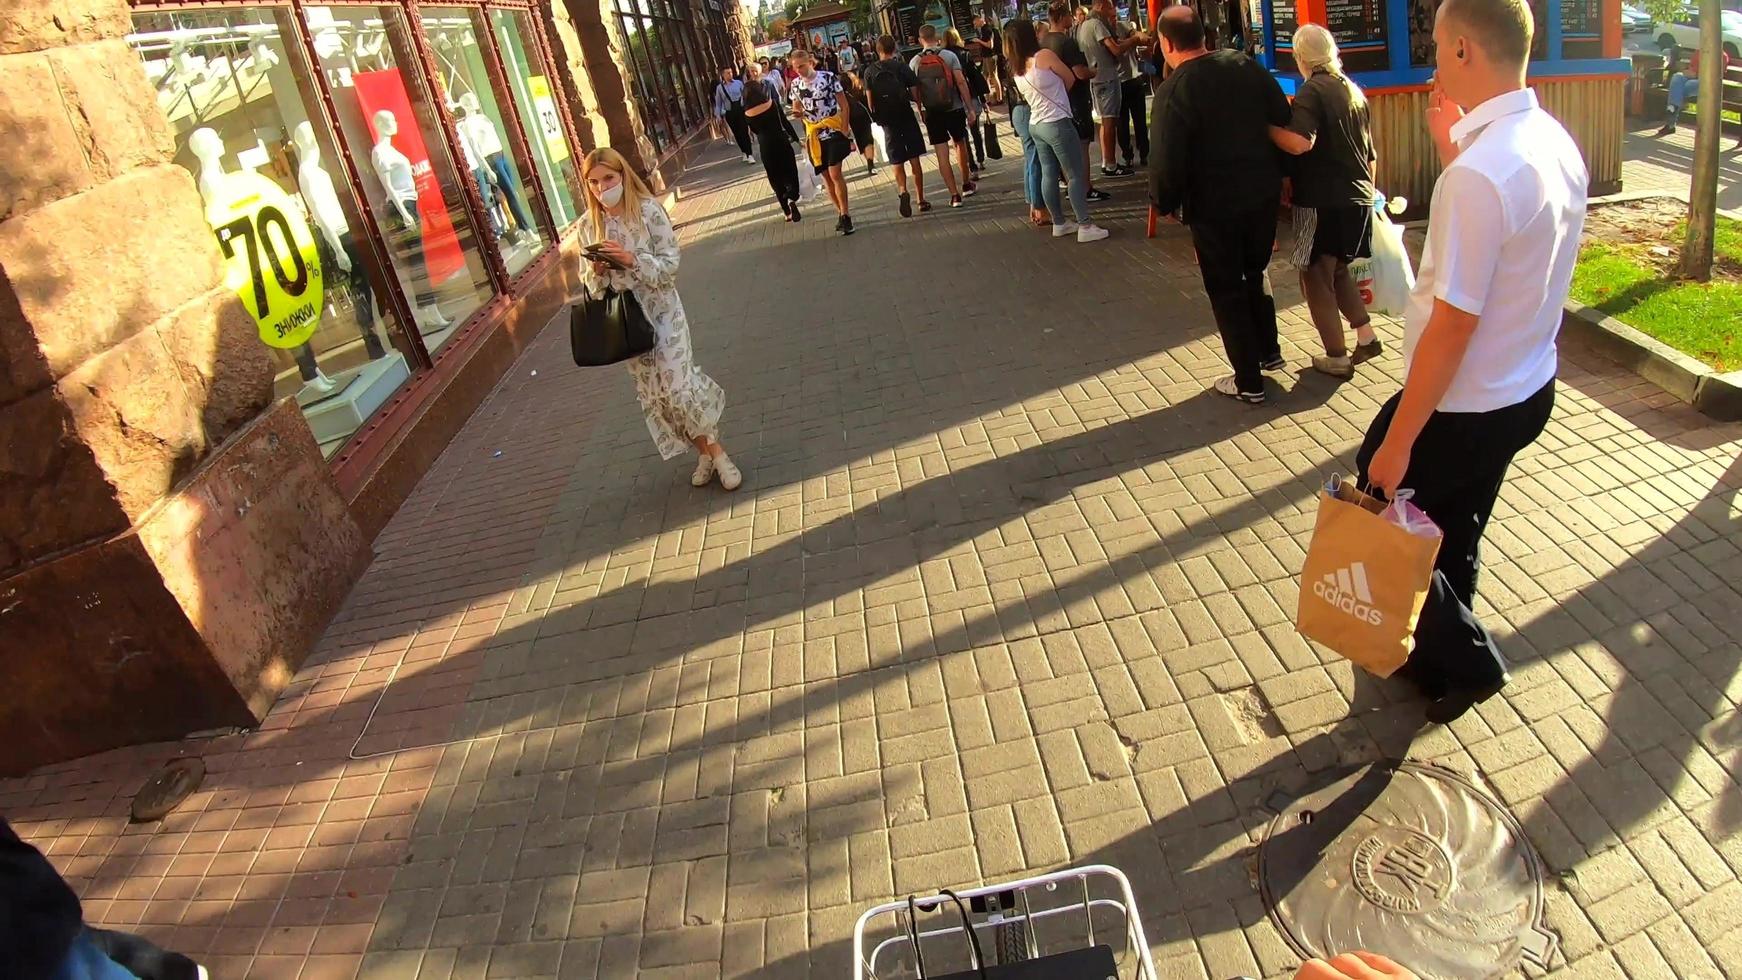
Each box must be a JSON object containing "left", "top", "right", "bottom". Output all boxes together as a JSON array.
[{"left": 1147, "top": 6, "right": 1290, "bottom": 404}]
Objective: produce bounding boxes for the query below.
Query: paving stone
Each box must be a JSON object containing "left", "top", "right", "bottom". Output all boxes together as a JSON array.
[{"left": 7, "top": 135, "right": 1741, "bottom": 980}]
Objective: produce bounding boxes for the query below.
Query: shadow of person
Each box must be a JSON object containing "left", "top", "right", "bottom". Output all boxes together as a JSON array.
[{"left": 520, "top": 379, "right": 1340, "bottom": 677}]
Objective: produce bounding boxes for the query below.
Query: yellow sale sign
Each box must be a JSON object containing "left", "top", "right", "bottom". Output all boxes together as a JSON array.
[
  {"left": 204, "top": 171, "right": 324, "bottom": 349},
  {"left": 528, "top": 75, "right": 570, "bottom": 164}
]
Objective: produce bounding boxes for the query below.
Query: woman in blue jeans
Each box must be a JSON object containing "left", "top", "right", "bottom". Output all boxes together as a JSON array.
[
  {"left": 1005, "top": 20, "right": 1108, "bottom": 242},
  {"left": 1008, "top": 87, "right": 1047, "bottom": 225}
]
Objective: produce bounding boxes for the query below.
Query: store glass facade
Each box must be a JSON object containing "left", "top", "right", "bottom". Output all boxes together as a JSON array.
[
  {"left": 125, "top": 0, "right": 585, "bottom": 460},
  {"left": 614, "top": 0, "right": 739, "bottom": 153}
]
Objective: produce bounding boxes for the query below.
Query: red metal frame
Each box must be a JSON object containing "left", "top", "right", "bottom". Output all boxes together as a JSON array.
[{"left": 126, "top": 0, "right": 585, "bottom": 480}]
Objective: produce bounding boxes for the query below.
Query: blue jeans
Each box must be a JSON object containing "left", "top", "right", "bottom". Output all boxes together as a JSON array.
[
  {"left": 1030, "top": 117, "right": 1091, "bottom": 225},
  {"left": 1011, "top": 103, "right": 1043, "bottom": 210}
]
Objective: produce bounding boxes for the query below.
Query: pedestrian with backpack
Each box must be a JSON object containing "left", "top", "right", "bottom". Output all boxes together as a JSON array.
[
  {"left": 945, "top": 28, "right": 993, "bottom": 171},
  {"left": 1007, "top": 17, "right": 1110, "bottom": 241},
  {"left": 864, "top": 34, "right": 935, "bottom": 217},
  {"left": 911, "top": 24, "right": 979, "bottom": 207}
]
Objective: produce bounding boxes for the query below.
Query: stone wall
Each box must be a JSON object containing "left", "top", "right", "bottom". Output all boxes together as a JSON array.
[
  {"left": 0, "top": 0, "right": 368, "bottom": 774},
  {"left": 556, "top": 0, "right": 663, "bottom": 186}
]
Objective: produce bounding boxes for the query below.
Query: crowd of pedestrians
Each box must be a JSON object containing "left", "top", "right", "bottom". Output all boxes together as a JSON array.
[{"left": 618, "top": 0, "right": 1584, "bottom": 726}]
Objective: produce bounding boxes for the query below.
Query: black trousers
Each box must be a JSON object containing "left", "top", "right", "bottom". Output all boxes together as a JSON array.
[
  {"left": 757, "top": 131, "right": 800, "bottom": 208},
  {"left": 1116, "top": 77, "right": 1149, "bottom": 164},
  {"left": 1355, "top": 380, "right": 1556, "bottom": 688},
  {"left": 1189, "top": 201, "right": 1280, "bottom": 393},
  {"left": 725, "top": 106, "right": 753, "bottom": 156}
]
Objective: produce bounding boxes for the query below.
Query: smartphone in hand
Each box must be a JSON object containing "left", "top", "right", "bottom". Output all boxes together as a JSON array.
[{"left": 583, "top": 244, "right": 627, "bottom": 271}]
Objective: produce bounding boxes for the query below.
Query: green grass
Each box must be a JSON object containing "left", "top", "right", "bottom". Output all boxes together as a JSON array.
[{"left": 1569, "top": 215, "right": 1742, "bottom": 372}]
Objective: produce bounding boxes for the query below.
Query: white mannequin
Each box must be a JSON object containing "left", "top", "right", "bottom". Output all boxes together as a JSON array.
[
  {"left": 370, "top": 109, "right": 450, "bottom": 329},
  {"left": 293, "top": 121, "right": 350, "bottom": 269},
  {"left": 370, "top": 109, "right": 418, "bottom": 227},
  {"left": 188, "top": 127, "right": 227, "bottom": 203},
  {"left": 456, "top": 93, "right": 504, "bottom": 157}
]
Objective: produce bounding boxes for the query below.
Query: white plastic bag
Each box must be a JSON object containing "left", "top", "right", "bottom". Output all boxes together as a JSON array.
[
  {"left": 872, "top": 122, "right": 889, "bottom": 161},
  {"left": 796, "top": 148, "right": 820, "bottom": 202},
  {"left": 1365, "top": 208, "right": 1415, "bottom": 316}
]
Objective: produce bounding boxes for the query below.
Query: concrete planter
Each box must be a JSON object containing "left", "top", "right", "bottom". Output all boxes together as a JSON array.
[{"left": 1560, "top": 302, "right": 1742, "bottom": 421}]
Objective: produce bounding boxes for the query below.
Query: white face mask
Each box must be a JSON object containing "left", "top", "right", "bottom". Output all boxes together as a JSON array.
[{"left": 596, "top": 183, "right": 624, "bottom": 207}]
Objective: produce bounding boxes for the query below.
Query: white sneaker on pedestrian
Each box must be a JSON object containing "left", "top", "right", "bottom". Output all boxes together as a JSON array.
[
  {"left": 743, "top": 153, "right": 756, "bottom": 164},
  {"left": 1077, "top": 224, "right": 1110, "bottom": 243},
  {"left": 714, "top": 452, "right": 743, "bottom": 491},
  {"left": 691, "top": 453, "right": 716, "bottom": 487},
  {"left": 1052, "top": 222, "right": 1079, "bottom": 238},
  {"left": 1212, "top": 375, "right": 1265, "bottom": 404}
]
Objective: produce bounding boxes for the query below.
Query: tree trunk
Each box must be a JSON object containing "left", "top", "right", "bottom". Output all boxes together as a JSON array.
[{"left": 1679, "top": 0, "right": 1721, "bottom": 281}]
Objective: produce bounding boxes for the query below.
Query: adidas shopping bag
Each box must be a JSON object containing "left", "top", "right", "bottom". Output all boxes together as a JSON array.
[{"left": 1296, "top": 477, "right": 1442, "bottom": 677}]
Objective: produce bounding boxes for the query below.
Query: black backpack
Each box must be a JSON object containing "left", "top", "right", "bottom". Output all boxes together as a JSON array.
[
  {"left": 952, "top": 45, "right": 990, "bottom": 99},
  {"left": 865, "top": 62, "right": 911, "bottom": 122}
]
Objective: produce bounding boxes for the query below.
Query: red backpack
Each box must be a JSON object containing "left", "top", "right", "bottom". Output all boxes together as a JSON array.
[{"left": 914, "top": 49, "right": 959, "bottom": 112}]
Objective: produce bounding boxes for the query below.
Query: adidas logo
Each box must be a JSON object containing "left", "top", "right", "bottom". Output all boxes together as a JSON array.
[{"left": 1312, "top": 562, "right": 1385, "bottom": 626}]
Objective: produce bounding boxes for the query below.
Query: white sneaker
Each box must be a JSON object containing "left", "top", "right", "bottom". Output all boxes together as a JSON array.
[
  {"left": 1051, "top": 222, "right": 1079, "bottom": 238},
  {"left": 691, "top": 453, "right": 716, "bottom": 487},
  {"left": 714, "top": 452, "right": 742, "bottom": 491},
  {"left": 1077, "top": 224, "right": 1110, "bottom": 243},
  {"left": 744, "top": 154, "right": 756, "bottom": 164}
]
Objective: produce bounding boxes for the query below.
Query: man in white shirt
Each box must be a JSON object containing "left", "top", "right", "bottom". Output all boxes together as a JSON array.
[{"left": 1356, "top": 0, "right": 1586, "bottom": 722}]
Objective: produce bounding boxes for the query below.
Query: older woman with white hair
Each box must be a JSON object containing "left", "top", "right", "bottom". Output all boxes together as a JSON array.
[{"left": 1270, "top": 23, "right": 1381, "bottom": 379}]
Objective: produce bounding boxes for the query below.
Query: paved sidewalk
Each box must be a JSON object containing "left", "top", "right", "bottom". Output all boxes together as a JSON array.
[{"left": 5, "top": 133, "right": 1742, "bottom": 980}]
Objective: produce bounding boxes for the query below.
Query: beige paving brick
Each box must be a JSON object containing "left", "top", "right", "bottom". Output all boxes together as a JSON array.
[{"left": 1585, "top": 879, "right": 1675, "bottom": 944}]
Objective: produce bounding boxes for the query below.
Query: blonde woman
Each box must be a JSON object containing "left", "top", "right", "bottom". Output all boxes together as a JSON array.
[
  {"left": 1270, "top": 23, "right": 1380, "bottom": 379},
  {"left": 578, "top": 149, "right": 740, "bottom": 490}
]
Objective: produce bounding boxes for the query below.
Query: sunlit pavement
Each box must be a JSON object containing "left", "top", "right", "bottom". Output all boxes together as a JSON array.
[{"left": 5, "top": 131, "right": 1741, "bottom": 980}]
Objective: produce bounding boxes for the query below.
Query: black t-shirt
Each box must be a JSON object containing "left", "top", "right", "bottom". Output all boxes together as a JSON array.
[
  {"left": 862, "top": 59, "right": 920, "bottom": 125},
  {"left": 1286, "top": 70, "right": 1377, "bottom": 209},
  {"left": 1040, "top": 31, "right": 1091, "bottom": 121}
]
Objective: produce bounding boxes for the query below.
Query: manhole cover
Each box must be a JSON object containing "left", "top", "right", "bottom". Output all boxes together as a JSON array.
[
  {"left": 131, "top": 758, "right": 205, "bottom": 823},
  {"left": 1257, "top": 761, "right": 1556, "bottom": 979}
]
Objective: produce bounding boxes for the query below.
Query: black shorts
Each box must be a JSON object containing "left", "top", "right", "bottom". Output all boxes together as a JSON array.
[
  {"left": 813, "top": 134, "right": 852, "bottom": 172},
  {"left": 881, "top": 113, "right": 929, "bottom": 165},
  {"left": 1311, "top": 205, "right": 1373, "bottom": 263},
  {"left": 923, "top": 107, "right": 970, "bottom": 146}
]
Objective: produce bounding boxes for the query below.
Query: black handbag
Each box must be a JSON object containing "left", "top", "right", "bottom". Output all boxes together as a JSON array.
[
  {"left": 569, "top": 287, "right": 657, "bottom": 366},
  {"left": 982, "top": 119, "right": 1002, "bottom": 159}
]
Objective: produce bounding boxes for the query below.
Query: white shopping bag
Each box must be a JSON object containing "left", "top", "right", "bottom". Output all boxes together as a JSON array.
[
  {"left": 796, "top": 148, "right": 820, "bottom": 202},
  {"left": 1365, "top": 209, "right": 1416, "bottom": 315},
  {"left": 872, "top": 122, "right": 889, "bottom": 161}
]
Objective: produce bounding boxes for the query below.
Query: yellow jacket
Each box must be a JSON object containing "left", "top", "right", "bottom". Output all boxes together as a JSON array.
[{"left": 803, "top": 112, "right": 850, "bottom": 169}]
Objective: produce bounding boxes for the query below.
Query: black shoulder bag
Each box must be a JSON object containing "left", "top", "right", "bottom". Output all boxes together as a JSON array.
[{"left": 570, "top": 285, "right": 657, "bottom": 366}]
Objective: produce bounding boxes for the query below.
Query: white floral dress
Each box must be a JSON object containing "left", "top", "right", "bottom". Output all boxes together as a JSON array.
[{"left": 580, "top": 198, "right": 725, "bottom": 460}]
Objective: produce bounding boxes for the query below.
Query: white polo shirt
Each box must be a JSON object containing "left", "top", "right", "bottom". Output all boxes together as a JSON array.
[{"left": 1402, "top": 88, "right": 1588, "bottom": 413}]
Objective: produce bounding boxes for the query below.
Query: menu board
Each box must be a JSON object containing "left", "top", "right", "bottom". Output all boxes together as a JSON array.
[
  {"left": 1561, "top": 0, "right": 1601, "bottom": 57},
  {"left": 1272, "top": 0, "right": 1297, "bottom": 51},
  {"left": 892, "top": 0, "right": 923, "bottom": 44},
  {"left": 1324, "top": 0, "right": 1389, "bottom": 70},
  {"left": 949, "top": 0, "right": 975, "bottom": 32}
]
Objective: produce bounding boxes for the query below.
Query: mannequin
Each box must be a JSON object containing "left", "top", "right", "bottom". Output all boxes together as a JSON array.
[
  {"left": 457, "top": 93, "right": 534, "bottom": 244},
  {"left": 293, "top": 121, "right": 386, "bottom": 367},
  {"left": 450, "top": 108, "right": 501, "bottom": 237},
  {"left": 370, "top": 109, "right": 450, "bottom": 329},
  {"left": 188, "top": 126, "right": 228, "bottom": 203},
  {"left": 191, "top": 126, "right": 338, "bottom": 395}
]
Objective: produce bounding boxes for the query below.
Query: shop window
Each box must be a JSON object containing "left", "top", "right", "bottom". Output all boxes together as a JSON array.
[
  {"left": 128, "top": 7, "right": 415, "bottom": 459},
  {"left": 420, "top": 6, "right": 550, "bottom": 276},
  {"left": 490, "top": 9, "right": 583, "bottom": 228},
  {"left": 305, "top": 5, "right": 496, "bottom": 356}
]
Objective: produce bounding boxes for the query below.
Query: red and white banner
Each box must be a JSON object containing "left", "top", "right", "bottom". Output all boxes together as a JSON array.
[{"left": 353, "top": 69, "right": 464, "bottom": 285}]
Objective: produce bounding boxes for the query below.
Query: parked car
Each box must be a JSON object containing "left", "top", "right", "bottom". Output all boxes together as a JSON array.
[
  {"left": 1621, "top": 4, "right": 1653, "bottom": 33},
  {"left": 1659, "top": 7, "right": 1742, "bottom": 59}
]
